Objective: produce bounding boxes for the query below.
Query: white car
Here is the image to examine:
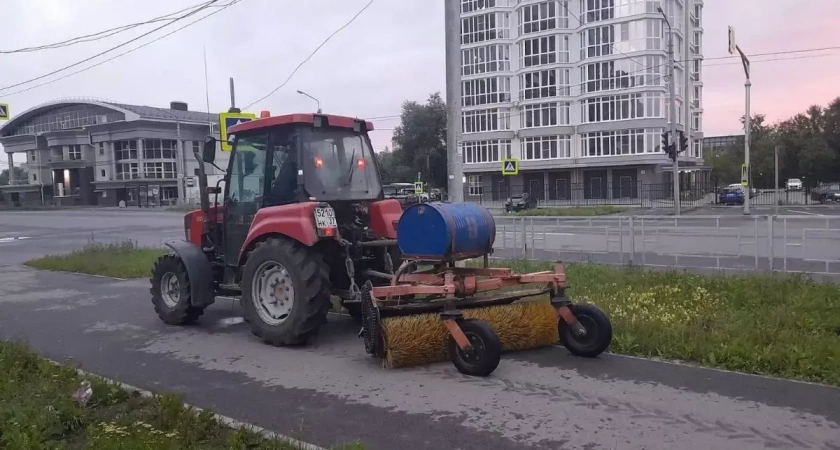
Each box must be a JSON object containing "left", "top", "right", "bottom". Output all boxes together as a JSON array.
[{"left": 785, "top": 178, "right": 803, "bottom": 191}]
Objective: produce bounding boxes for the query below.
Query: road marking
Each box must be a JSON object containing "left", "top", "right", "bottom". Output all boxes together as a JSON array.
[
  {"left": 0, "top": 236, "right": 31, "bottom": 242},
  {"left": 787, "top": 209, "right": 824, "bottom": 216},
  {"left": 498, "top": 231, "right": 575, "bottom": 236}
]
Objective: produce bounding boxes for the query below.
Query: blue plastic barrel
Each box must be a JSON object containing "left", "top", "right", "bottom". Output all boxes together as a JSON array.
[{"left": 397, "top": 202, "right": 496, "bottom": 262}]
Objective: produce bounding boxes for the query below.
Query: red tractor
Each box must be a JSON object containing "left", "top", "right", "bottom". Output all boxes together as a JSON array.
[{"left": 150, "top": 112, "right": 403, "bottom": 346}]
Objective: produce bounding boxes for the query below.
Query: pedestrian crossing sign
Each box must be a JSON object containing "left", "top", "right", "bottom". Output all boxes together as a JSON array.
[
  {"left": 0, "top": 103, "right": 9, "bottom": 121},
  {"left": 501, "top": 158, "right": 519, "bottom": 176},
  {"left": 219, "top": 111, "right": 257, "bottom": 151}
]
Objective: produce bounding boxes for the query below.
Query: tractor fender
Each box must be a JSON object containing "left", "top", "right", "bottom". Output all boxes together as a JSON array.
[
  {"left": 237, "top": 202, "right": 323, "bottom": 266},
  {"left": 164, "top": 240, "right": 216, "bottom": 308}
]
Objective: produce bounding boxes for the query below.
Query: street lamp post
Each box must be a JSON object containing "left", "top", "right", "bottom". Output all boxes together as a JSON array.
[
  {"left": 658, "top": 6, "right": 680, "bottom": 216},
  {"left": 728, "top": 26, "right": 752, "bottom": 215},
  {"left": 296, "top": 90, "right": 322, "bottom": 113}
]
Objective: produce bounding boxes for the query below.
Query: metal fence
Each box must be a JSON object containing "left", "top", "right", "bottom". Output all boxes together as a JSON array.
[
  {"left": 491, "top": 215, "right": 840, "bottom": 278},
  {"left": 464, "top": 181, "right": 717, "bottom": 209}
]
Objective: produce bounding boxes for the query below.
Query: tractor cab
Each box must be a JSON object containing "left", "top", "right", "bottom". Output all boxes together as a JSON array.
[{"left": 206, "top": 113, "right": 382, "bottom": 208}]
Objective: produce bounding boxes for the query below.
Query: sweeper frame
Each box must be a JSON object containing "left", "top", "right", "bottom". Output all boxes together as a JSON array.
[{"left": 359, "top": 258, "right": 614, "bottom": 377}]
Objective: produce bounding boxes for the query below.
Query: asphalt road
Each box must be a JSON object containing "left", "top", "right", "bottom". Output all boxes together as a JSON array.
[
  {"left": 3, "top": 207, "right": 840, "bottom": 273},
  {"left": 1, "top": 266, "right": 839, "bottom": 450}
]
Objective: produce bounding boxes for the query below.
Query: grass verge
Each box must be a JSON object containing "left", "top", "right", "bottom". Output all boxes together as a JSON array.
[
  {"left": 489, "top": 259, "right": 840, "bottom": 387},
  {"left": 0, "top": 340, "right": 364, "bottom": 450},
  {"left": 510, "top": 206, "right": 628, "bottom": 217},
  {"left": 25, "top": 241, "right": 167, "bottom": 279}
]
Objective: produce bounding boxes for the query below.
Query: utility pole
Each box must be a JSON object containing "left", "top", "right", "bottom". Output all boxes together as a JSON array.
[
  {"left": 774, "top": 145, "right": 780, "bottom": 216},
  {"left": 229, "top": 77, "right": 240, "bottom": 113},
  {"left": 444, "top": 0, "right": 463, "bottom": 202},
  {"left": 176, "top": 120, "right": 184, "bottom": 205},
  {"left": 729, "top": 26, "right": 751, "bottom": 215},
  {"left": 659, "top": 7, "right": 679, "bottom": 215}
]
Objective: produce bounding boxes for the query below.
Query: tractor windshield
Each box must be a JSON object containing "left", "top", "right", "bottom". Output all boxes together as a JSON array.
[{"left": 301, "top": 127, "right": 382, "bottom": 201}]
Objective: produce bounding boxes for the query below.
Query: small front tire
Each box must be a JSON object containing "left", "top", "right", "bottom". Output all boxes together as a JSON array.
[
  {"left": 559, "top": 304, "right": 613, "bottom": 358},
  {"left": 448, "top": 319, "right": 502, "bottom": 377},
  {"left": 150, "top": 254, "right": 205, "bottom": 325}
]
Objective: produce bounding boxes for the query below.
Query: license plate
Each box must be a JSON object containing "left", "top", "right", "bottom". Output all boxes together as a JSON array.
[{"left": 314, "top": 207, "right": 337, "bottom": 229}]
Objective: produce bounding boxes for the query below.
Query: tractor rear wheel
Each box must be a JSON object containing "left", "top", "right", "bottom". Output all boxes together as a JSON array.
[
  {"left": 241, "top": 237, "right": 331, "bottom": 347},
  {"left": 150, "top": 254, "right": 205, "bottom": 325}
]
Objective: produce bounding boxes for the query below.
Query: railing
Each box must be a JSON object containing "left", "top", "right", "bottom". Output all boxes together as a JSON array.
[
  {"left": 491, "top": 215, "right": 840, "bottom": 278},
  {"left": 465, "top": 181, "right": 717, "bottom": 209}
]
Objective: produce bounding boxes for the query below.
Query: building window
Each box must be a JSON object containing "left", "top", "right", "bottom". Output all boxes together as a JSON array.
[
  {"left": 143, "top": 162, "right": 177, "bottom": 179},
  {"left": 522, "top": 102, "right": 569, "bottom": 128},
  {"left": 32, "top": 174, "right": 37, "bottom": 182},
  {"left": 462, "top": 139, "right": 511, "bottom": 164},
  {"left": 581, "top": 25, "right": 615, "bottom": 59},
  {"left": 521, "top": 135, "right": 571, "bottom": 160},
  {"left": 461, "top": 0, "right": 497, "bottom": 14},
  {"left": 692, "top": 111, "right": 702, "bottom": 131},
  {"left": 519, "top": 68, "right": 570, "bottom": 100},
  {"left": 460, "top": 12, "right": 510, "bottom": 45},
  {"left": 142, "top": 139, "right": 178, "bottom": 159},
  {"left": 116, "top": 163, "right": 139, "bottom": 180},
  {"left": 29, "top": 151, "right": 36, "bottom": 161},
  {"left": 580, "top": 56, "right": 663, "bottom": 94},
  {"left": 100, "top": 169, "right": 106, "bottom": 178},
  {"left": 114, "top": 140, "right": 138, "bottom": 160},
  {"left": 68, "top": 145, "right": 82, "bottom": 161},
  {"left": 461, "top": 76, "right": 511, "bottom": 107},
  {"left": 519, "top": 1, "right": 567, "bottom": 34},
  {"left": 580, "top": 92, "right": 663, "bottom": 123},
  {"left": 462, "top": 108, "right": 511, "bottom": 133},
  {"left": 581, "top": 128, "right": 665, "bottom": 157},
  {"left": 98, "top": 142, "right": 105, "bottom": 156},
  {"left": 467, "top": 175, "right": 483, "bottom": 196},
  {"left": 583, "top": 0, "right": 659, "bottom": 24},
  {"left": 520, "top": 35, "right": 569, "bottom": 67},
  {"left": 462, "top": 44, "right": 511, "bottom": 76}
]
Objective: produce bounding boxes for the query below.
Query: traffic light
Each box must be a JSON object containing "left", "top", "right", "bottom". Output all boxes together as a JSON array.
[
  {"left": 678, "top": 130, "right": 689, "bottom": 154},
  {"left": 662, "top": 131, "right": 675, "bottom": 161}
]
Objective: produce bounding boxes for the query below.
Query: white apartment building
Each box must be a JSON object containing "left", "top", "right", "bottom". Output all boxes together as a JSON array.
[{"left": 458, "top": 0, "right": 705, "bottom": 204}]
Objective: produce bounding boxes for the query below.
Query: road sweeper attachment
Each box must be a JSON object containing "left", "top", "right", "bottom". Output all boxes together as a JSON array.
[{"left": 359, "top": 202, "right": 614, "bottom": 377}]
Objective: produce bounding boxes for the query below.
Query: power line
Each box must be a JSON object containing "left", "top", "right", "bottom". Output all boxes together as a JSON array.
[
  {"left": 0, "top": 1, "right": 222, "bottom": 54},
  {"left": 244, "top": 0, "right": 376, "bottom": 110},
  {"left": 0, "top": 0, "right": 220, "bottom": 92},
  {"left": 1, "top": 0, "right": 245, "bottom": 97}
]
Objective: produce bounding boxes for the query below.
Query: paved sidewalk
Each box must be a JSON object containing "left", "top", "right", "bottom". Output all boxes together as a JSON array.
[{"left": 1, "top": 265, "right": 839, "bottom": 450}]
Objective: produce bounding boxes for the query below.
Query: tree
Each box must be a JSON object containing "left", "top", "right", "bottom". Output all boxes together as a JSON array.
[
  {"left": 390, "top": 92, "right": 448, "bottom": 189},
  {"left": 0, "top": 167, "right": 27, "bottom": 186},
  {"left": 376, "top": 147, "right": 414, "bottom": 184}
]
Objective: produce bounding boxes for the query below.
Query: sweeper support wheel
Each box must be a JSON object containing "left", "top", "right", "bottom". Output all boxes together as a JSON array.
[{"left": 444, "top": 316, "right": 502, "bottom": 377}]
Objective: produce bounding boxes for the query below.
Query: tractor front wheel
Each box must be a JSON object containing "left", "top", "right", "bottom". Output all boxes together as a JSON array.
[
  {"left": 241, "top": 237, "right": 331, "bottom": 347},
  {"left": 150, "top": 254, "right": 205, "bottom": 325}
]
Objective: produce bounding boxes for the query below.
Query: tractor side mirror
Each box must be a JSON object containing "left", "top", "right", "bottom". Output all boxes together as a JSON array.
[{"left": 202, "top": 136, "right": 217, "bottom": 164}]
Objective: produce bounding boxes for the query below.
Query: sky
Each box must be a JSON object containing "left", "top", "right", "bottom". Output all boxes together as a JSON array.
[{"left": 1, "top": 0, "right": 839, "bottom": 166}]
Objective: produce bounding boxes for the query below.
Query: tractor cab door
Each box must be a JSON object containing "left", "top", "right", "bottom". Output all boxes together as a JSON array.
[{"left": 222, "top": 133, "right": 270, "bottom": 268}]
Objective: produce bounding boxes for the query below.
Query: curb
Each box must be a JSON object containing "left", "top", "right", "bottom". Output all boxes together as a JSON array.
[{"left": 50, "top": 359, "right": 329, "bottom": 450}]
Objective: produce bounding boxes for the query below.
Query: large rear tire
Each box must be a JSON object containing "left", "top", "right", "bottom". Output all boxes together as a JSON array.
[
  {"left": 241, "top": 237, "right": 331, "bottom": 346},
  {"left": 150, "top": 254, "right": 205, "bottom": 325}
]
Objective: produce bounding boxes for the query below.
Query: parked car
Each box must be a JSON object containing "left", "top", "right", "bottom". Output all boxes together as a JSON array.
[
  {"left": 726, "top": 183, "right": 756, "bottom": 198},
  {"left": 785, "top": 178, "right": 803, "bottom": 191},
  {"left": 810, "top": 182, "right": 840, "bottom": 203},
  {"left": 505, "top": 192, "right": 538, "bottom": 212},
  {"left": 719, "top": 186, "right": 745, "bottom": 205}
]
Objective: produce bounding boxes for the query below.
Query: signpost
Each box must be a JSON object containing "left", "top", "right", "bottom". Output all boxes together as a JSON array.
[
  {"left": 219, "top": 111, "right": 256, "bottom": 151},
  {"left": 501, "top": 158, "right": 519, "bottom": 176}
]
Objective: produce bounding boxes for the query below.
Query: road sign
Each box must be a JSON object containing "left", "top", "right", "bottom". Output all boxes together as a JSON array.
[
  {"left": 741, "top": 163, "right": 749, "bottom": 187},
  {"left": 219, "top": 112, "right": 257, "bottom": 151},
  {"left": 414, "top": 181, "right": 424, "bottom": 194},
  {"left": 0, "top": 103, "right": 9, "bottom": 121},
  {"left": 501, "top": 158, "right": 519, "bottom": 176},
  {"left": 728, "top": 26, "right": 736, "bottom": 55}
]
